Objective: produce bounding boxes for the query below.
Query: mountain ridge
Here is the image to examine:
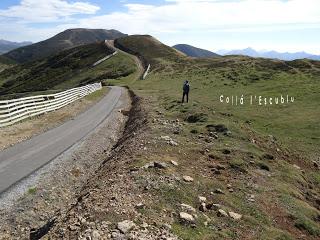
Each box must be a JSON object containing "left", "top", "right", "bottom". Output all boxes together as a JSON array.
[
  {"left": 173, "top": 44, "right": 220, "bottom": 58},
  {"left": 218, "top": 47, "right": 320, "bottom": 61},
  {"left": 4, "top": 28, "right": 127, "bottom": 63}
]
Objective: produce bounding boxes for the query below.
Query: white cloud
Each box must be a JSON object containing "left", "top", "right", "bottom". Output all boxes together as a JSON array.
[
  {"left": 57, "top": 0, "right": 320, "bottom": 35},
  {"left": 1, "top": 0, "right": 320, "bottom": 53},
  {"left": 0, "top": 0, "right": 100, "bottom": 22}
]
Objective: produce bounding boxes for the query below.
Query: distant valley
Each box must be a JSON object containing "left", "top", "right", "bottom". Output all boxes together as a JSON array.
[{"left": 0, "top": 40, "right": 32, "bottom": 54}]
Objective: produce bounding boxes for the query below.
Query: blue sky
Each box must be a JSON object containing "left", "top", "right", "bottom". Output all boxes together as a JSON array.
[{"left": 0, "top": 0, "right": 320, "bottom": 54}]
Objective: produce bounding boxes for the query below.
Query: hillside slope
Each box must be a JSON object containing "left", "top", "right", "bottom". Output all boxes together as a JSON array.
[
  {"left": 173, "top": 44, "right": 220, "bottom": 58},
  {"left": 0, "top": 42, "right": 136, "bottom": 97},
  {"left": 4, "top": 29, "right": 127, "bottom": 63},
  {"left": 114, "top": 35, "right": 185, "bottom": 67}
]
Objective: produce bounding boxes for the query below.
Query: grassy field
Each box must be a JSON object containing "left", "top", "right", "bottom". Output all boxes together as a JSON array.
[{"left": 107, "top": 35, "right": 320, "bottom": 239}]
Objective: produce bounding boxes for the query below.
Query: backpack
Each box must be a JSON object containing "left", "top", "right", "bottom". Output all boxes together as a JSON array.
[{"left": 183, "top": 82, "right": 190, "bottom": 92}]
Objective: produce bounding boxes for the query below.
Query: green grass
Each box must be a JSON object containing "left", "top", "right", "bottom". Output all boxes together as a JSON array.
[
  {"left": 0, "top": 42, "right": 137, "bottom": 97},
  {"left": 84, "top": 87, "right": 109, "bottom": 101},
  {"left": 27, "top": 187, "right": 37, "bottom": 195},
  {"left": 108, "top": 35, "right": 320, "bottom": 239}
]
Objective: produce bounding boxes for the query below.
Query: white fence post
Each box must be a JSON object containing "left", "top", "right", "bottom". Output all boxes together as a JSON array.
[{"left": 0, "top": 82, "right": 102, "bottom": 128}]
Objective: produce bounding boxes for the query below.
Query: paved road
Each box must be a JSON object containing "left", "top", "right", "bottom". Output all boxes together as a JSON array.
[{"left": 0, "top": 86, "right": 124, "bottom": 194}]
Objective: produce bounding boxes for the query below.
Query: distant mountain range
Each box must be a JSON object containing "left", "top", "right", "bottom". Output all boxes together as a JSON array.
[
  {"left": 217, "top": 48, "right": 320, "bottom": 61},
  {"left": 4, "top": 29, "right": 127, "bottom": 63},
  {"left": 173, "top": 44, "right": 220, "bottom": 58},
  {"left": 0, "top": 40, "right": 32, "bottom": 54}
]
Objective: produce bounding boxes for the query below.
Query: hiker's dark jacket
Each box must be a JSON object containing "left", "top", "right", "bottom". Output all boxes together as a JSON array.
[{"left": 183, "top": 83, "right": 190, "bottom": 93}]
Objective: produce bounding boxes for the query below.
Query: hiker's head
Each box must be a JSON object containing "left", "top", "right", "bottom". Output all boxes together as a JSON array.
[{"left": 185, "top": 80, "right": 189, "bottom": 84}]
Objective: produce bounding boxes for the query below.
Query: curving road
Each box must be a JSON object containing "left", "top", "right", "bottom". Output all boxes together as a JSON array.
[{"left": 0, "top": 86, "right": 125, "bottom": 195}]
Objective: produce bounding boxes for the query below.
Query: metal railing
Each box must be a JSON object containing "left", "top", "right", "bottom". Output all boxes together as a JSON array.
[{"left": 0, "top": 82, "right": 102, "bottom": 128}]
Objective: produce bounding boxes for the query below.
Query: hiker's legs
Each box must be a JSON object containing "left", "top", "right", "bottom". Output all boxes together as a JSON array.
[
  {"left": 182, "top": 92, "right": 186, "bottom": 103},
  {"left": 186, "top": 92, "right": 189, "bottom": 103}
]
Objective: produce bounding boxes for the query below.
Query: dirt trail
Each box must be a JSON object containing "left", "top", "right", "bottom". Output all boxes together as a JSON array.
[{"left": 105, "top": 40, "right": 145, "bottom": 80}]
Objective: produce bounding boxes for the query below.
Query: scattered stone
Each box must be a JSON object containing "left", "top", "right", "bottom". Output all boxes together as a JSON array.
[
  {"left": 312, "top": 161, "right": 319, "bottom": 169},
  {"left": 69, "top": 225, "right": 78, "bottom": 231},
  {"left": 183, "top": 176, "right": 194, "bottom": 182},
  {"left": 263, "top": 153, "right": 274, "bottom": 160},
  {"left": 181, "top": 203, "right": 197, "bottom": 213},
  {"left": 211, "top": 168, "right": 221, "bottom": 175},
  {"left": 209, "top": 132, "right": 219, "bottom": 139},
  {"left": 247, "top": 194, "right": 255, "bottom": 202},
  {"left": 206, "top": 124, "right": 228, "bottom": 133},
  {"left": 207, "top": 203, "right": 221, "bottom": 210},
  {"left": 224, "top": 131, "right": 232, "bottom": 136},
  {"left": 258, "top": 163, "right": 270, "bottom": 171},
  {"left": 217, "top": 209, "right": 228, "bottom": 217},
  {"left": 216, "top": 164, "right": 227, "bottom": 170},
  {"left": 154, "top": 161, "right": 168, "bottom": 169},
  {"left": 199, "top": 203, "right": 207, "bottom": 212},
  {"left": 142, "top": 162, "right": 155, "bottom": 169},
  {"left": 171, "top": 160, "right": 179, "bottom": 166},
  {"left": 198, "top": 196, "right": 207, "bottom": 203},
  {"left": 229, "top": 211, "right": 242, "bottom": 220},
  {"left": 117, "top": 220, "right": 135, "bottom": 234},
  {"left": 179, "top": 212, "right": 195, "bottom": 223},
  {"left": 135, "top": 203, "right": 145, "bottom": 209},
  {"left": 214, "top": 189, "right": 224, "bottom": 194},
  {"left": 141, "top": 222, "right": 149, "bottom": 228},
  {"left": 222, "top": 149, "right": 231, "bottom": 155},
  {"left": 173, "top": 129, "right": 180, "bottom": 135},
  {"left": 163, "top": 223, "right": 172, "bottom": 230},
  {"left": 160, "top": 135, "right": 178, "bottom": 146},
  {"left": 161, "top": 136, "right": 171, "bottom": 141},
  {"left": 293, "top": 164, "right": 301, "bottom": 170},
  {"left": 92, "top": 230, "right": 101, "bottom": 239},
  {"left": 111, "top": 231, "right": 122, "bottom": 239},
  {"left": 169, "top": 140, "right": 178, "bottom": 146},
  {"left": 268, "top": 135, "right": 277, "bottom": 142}
]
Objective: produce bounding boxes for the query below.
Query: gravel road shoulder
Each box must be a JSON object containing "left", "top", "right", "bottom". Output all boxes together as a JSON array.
[{"left": 0, "top": 87, "right": 131, "bottom": 239}]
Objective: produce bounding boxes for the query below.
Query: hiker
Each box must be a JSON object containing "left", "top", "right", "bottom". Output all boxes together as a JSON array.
[{"left": 182, "top": 80, "right": 190, "bottom": 103}]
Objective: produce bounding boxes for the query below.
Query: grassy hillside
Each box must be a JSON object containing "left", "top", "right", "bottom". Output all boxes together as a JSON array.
[
  {"left": 0, "top": 42, "right": 136, "bottom": 98},
  {"left": 4, "top": 28, "right": 127, "bottom": 63},
  {"left": 0, "top": 55, "right": 16, "bottom": 65},
  {"left": 115, "top": 35, "right": 185, "bottom": 67},
  {"left": 107, "top": 36, "right": 320, "bottom": 239},
  {"left": 0, "top": 55, "right": 15, "bottom": 73},
  {"left": 173, "top": 44, "right": 220, "bottom": 58}
]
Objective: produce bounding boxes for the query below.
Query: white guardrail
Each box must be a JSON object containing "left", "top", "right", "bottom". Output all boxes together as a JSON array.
[
  {"left": 142, "top": 64, "right": 151, "bottom": 80},
  {"left": 0, "top": 82, "right": 102, "bottom": 128},
  {"left": 93, "top": 51, "right": 118, "bottom": 67}
]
